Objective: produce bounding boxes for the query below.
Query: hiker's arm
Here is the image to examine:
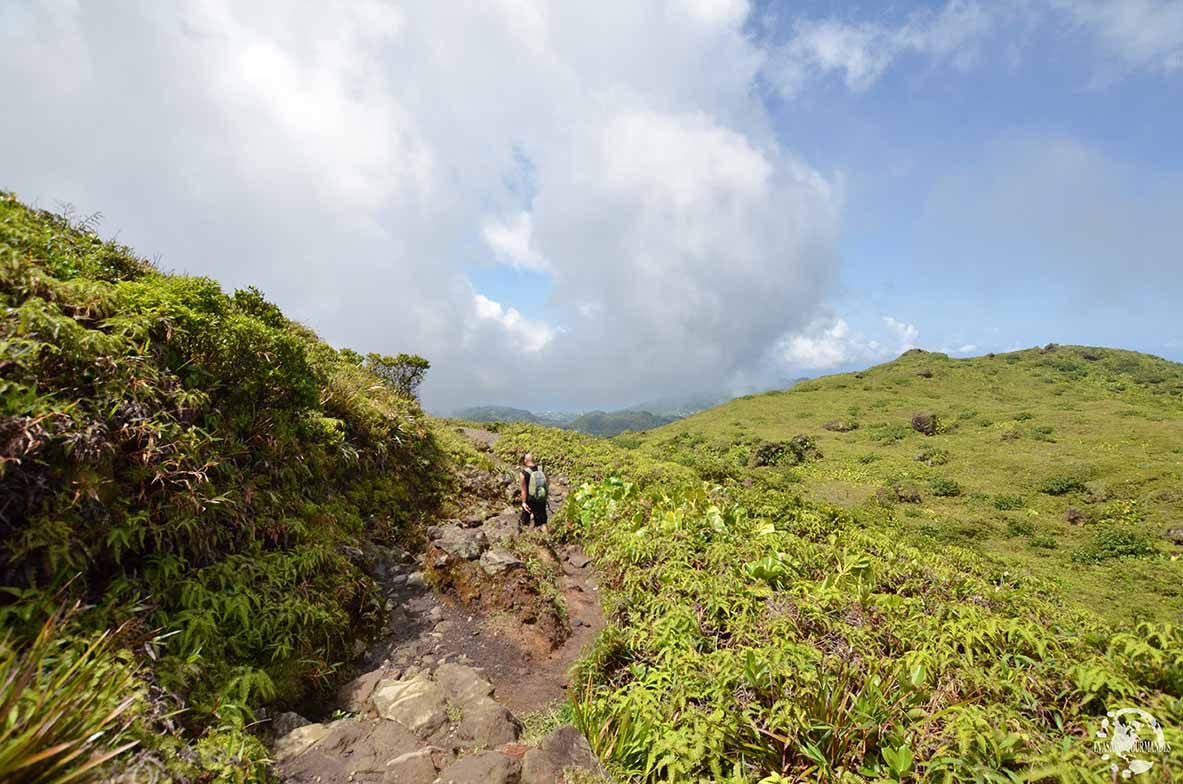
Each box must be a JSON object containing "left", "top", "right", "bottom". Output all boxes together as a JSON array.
[{"left": 520, "top": 472, "right": 529, "bottom": 510}]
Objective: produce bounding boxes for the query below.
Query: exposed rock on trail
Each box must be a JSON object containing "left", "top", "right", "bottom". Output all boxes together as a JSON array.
[{"left": 273, "top": 427, "right": 607, "bottom": 782}]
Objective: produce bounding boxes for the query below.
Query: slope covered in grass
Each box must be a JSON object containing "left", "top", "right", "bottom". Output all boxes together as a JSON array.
[
  {"left": 627, "top": 348, "right": 1183, "bottom": 624},
  {"left": 487, "top": 424, "right": 1182, "bottom": 782},
  {"left": 0, "top": 193, "right": 459, "bottom": 779}
]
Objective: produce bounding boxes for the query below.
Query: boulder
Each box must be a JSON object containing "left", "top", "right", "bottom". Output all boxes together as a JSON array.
[
  {"left": 520, "top": 725, "right": 609, "bottom": 782},
  {"left": 271, "top": 711, "right": 310, "bottom": 738},
  {"left": 431, "top": 524, "right": 488, "bottom": 561},
  {"left": 383, "top": 747, "right": 439, "bottom": 784},
  {"left": 521, "top": 748, "right": 562, "bottom": 784},
  {"left": 480, "top": 548, "right": 524, "bottom": 576},
  {"left": 482, "top": 509, "right": 523, "bottom": 542},
  {"left": 1165, "top": 527, "right": 1183, "bottom": 545},
  {"left": 458, "top": 697, "right": 521, "bottom": 748},
  {"left": 435, "top": 663, "right": 495, "bottom": 704},
  {"left": 911, "top": 412, "right": 939, "bottom": 436},
  {"left": 337, "top": 667, "right": 387, "bottom": 714},
  {"left": 436, "top": 751, "right": 521, "bottom": 784},
  {"left": 273, "top": 722, "right": 333, "bottom": 761},
  {"left": 1065, "top": 507, "right": 1086, "bottom": 526},
  {"left": 565, "top": 548, "right": 591, "bottom": 569},
  {"left": 371, "top": 674, "right": 449, "bottom": 738},
  {"left": 823, "top": 418, "right": 859, "bottom": 432}
]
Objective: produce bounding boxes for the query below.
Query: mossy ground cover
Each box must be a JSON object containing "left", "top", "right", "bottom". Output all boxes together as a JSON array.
[
  {"left": 627, "top": 348, "right": 1183, "bottom": 625},
  {"left": 488, "top": 424, "right": 1183, "bottom": 782},
  {"left": 0, "top": 194, "right": 468, "bottom": 779}
]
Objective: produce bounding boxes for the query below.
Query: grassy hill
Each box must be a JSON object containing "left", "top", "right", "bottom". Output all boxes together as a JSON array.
[
  {"left": 627, "top": 347, "right": 1183, "bottom": 624},
  {"left": 489, "top": 422, "right": 1183, "bottom": 781},
  {"left": 0, "top": 193, "right": 477, "bottom": 780}
]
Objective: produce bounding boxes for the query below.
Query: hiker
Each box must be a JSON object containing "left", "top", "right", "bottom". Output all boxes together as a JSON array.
[{"left": 519, "top": 452, "right": 549, "bottom": 529}]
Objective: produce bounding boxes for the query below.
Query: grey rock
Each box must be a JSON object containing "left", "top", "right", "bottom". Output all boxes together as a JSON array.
[
  {"left": 538, "top": 725, "right": 609, "bottom": 777},
  {"left": 273, "top": 721, "right": 334, "bottom": 761},
  {"left": 435, "top": 662, "right": 495, "bottom": 704},
  {"left": 429, "top": 606, "right": 445, "bottom": 622},
  {"left": 431, "top": 524, "right": 488, "bottom": 560},
  {"left": 382, "top": 747, "right": 438, "bottom": 784},
  {"left": 1166, "top": 527, "right": 1183, "bottom": 545},
  {"left": 565, "top": 549, "right": 592, "bottom": 569},
  {"left": 436, "top": 751, "right": 521, "bottom": 784},
  {"left": 458, "top": 697, "right": 521, "bottom": 748},
  {"left": 271, "top": 711, "right": 310, "bottom": 738},
  {"left": 482, "top": 509, "right": 523, "bottom": 542},
  {"left": 337, "top": 668, "right": 387, "bottom": 714},
  {"left": 371, "top": 674, "right": 449, "bottom": 738},
  {"left": 521, "top": 748, "right": 562, "bottom": 784},
  {"left": 480, "top": 548, "right": 524, "bottom": 576},
  {"left": 407, "top": 571, "right": 427, "bottom": 587}
]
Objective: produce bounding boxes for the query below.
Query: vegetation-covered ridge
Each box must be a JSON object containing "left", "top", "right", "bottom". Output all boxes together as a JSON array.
[
  {"left": 0, "top": 193, "right": 458, "bottom": 780},
  {"left": 489, "top": 424, "right": 1183, "bottom": 782},
  {"left": 626, "top": 346, "right": 1183, "bottom": 624}
]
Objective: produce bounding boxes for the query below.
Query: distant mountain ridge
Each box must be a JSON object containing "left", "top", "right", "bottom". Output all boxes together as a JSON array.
[{"left": 454, "top": 394, "right": 731, "bottom": 437}]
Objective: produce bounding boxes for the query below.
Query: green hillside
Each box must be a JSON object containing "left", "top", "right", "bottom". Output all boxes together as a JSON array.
[
  {"left": 629, "top": 347, "right": 1183, "bottom": 623},
  {"left": 0, "top": 193, "right": 473, "bottom": 779},
  {"left": 489, "top": 423, "right": 1183, "bottom": 782}
]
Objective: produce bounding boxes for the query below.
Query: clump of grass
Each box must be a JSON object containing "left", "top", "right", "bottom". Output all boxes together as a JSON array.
[
  {"left": 1039, "top": 476, "right": 1086, "bottom": 496},
  {"left": 929, "top": 477, "right": 962, "bottom": 497},
  {"left": 0, "top": 610, "right": 140, "bottom": 784},
  {"left": 1071, "top": 526, "right": 1157, "bottom": 565},
  {"left": 1029, "top": 535, "right": 1057, "bottom": 550},
  {"left": 993, "top": 495, "right": 1025, "bottom": 511},
  {"left": 915, "top": 446, "right": 949, "bottom": 466},
  {"left": 1006, "top": 518, "right": 1035, "bottom": 537}
]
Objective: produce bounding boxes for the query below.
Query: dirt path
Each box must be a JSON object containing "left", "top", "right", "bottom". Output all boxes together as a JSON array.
[{"left": 271, "top": 427, "right": 607, "bottom": 783}]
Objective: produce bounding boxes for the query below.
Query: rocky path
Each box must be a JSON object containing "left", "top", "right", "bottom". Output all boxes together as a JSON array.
[{"left": 269, "top": 428, "right": 609, "bottom": 784}]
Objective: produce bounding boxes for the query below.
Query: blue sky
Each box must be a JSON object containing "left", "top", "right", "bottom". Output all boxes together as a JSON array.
[{"left": 2, "top": 0, "right": 1181, "bottom": 411}]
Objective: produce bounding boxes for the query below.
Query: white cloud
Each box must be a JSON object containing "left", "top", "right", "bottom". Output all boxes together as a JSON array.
[
  {"left": 883, "top": 316, "right": 920, "bottom": 351},
  {"left": 470, "top": 294, "right": 555, "bottom": 353},
  {"left": 766, "top": 0, "right": 997, "bottom": 97},
  {"left": 482, "top": 211, "right": 548, "bottom": 271},
  {"left": 0, "top": 0, "right": 841, "bottom": 410},
  {"left": 1052, "top": 0, "right": 1183, "bottom": 76},
  {"left": 764, "top": 0, "right": 1183, "bottom": 98},
  {"left": 775, "top": 313, "right": 920, "bottom": 371}
]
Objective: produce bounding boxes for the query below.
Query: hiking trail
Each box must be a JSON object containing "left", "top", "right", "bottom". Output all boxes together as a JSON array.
[{"left": 268, "top": 427, "right": 608, "bottom": 784}]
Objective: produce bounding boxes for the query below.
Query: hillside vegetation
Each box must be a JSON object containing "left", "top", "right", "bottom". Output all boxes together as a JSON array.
[
  {"left": 488, "top": 423, "right": 1182, "bottom": 782},
  {"left": 0, "top": 193, "right": 462, "bottom": 780},
  {"left": 627, "top": 348, "right": 1183, "bottom": 624}
]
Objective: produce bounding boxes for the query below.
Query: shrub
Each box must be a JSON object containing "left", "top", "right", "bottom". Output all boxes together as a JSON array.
[
  {"left": 822, "top": 418, "right": 858, "bottom": 432},
  {"left": 1040, "top": 476, "right": 1086, "bottom": 495},
  {"left": 1029, "top": 535, "right": 1057, "bottom": 550},
  {"left": 873, "top": 423, "right": 913, "bottom": 444},
  {"left": 1030, "top": 425, "right": 1056, "bottom": 442},
  {"left": 930, "top": 477, "right": 962, "bottom": 497},
  {"left": 915, "top": 446, "right": 949, "bottom": 466},
  {"left": 858, "top": 452, "right": 880, "bottom": 464},
  {"left": 1006, "top": 518, "right": 1035, "bottom": 536},
  {"left": 993, "top": 495, "right": 1025, "bottom": 511},
  {"left": 1071, "top": 526, "right": 1157, "bottom": 565}
]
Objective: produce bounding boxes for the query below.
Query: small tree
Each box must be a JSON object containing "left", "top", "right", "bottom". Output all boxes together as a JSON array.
[{"left": 364, "top": 352, "right": 430, "bottom": 399}]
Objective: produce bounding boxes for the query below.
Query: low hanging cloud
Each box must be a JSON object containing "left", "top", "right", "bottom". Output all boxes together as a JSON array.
[{"left": 0, "top": 0, "right": 840, "bottom": 410}]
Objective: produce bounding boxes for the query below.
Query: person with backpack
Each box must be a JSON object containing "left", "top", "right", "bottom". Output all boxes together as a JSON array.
[{"left": 519, "top": 452, "right": 548, "bottom": 529}]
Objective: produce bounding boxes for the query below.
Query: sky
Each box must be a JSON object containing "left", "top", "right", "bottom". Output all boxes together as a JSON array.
[{"left": 2, "top": 0, "right": 1181, "bottom": 412}]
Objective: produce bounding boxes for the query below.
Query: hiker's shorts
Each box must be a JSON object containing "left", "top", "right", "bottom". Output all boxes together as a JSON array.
[{"left": 521, "top": 499, "right": 548, "bottom": 527}]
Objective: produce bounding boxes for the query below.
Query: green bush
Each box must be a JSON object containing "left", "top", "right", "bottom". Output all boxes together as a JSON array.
[
  {"left": 1040, "top": 476, "right": 1086, "bottom": 496},
  {"left": 1071, "top": 526, "right": 1157, "bottom": 565},
  {"left": 993, "top": 495, "right": 1025, "bottom": 511},
  {"left": 1029, "top": 535, "right": 1057, "bottom": 550},
  {"left": 1006, "top": 518, "right": 1035, "bottom": 537},
  {"left": 930, "top": 477, "right": 962, "bottom": 497},
  {"left": 915, "top": 446, "right": 949, "bottom": 466},
  {"left": 0, "top": 193, "right": 448, "bottom": 771}
]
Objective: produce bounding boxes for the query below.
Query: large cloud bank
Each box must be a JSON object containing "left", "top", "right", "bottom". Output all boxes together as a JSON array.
[{"left": 0, "top": 1, "right": 841, "bottom": 409}]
